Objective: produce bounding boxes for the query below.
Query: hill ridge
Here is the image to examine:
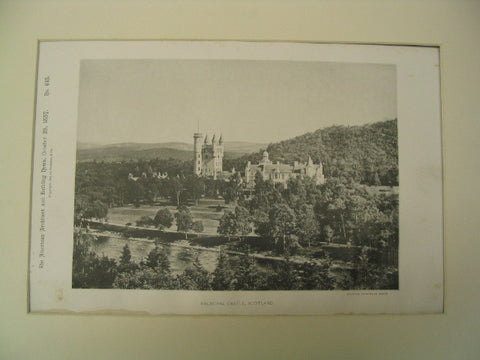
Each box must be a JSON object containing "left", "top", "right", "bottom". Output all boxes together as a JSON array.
[{"left": 224, "top": 119, "right": 398, "bottom": 186}]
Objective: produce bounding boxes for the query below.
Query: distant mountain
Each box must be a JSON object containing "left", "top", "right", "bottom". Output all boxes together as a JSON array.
[
  {"left": 76, "top": 142, "right": 106, "bottom": 150},
  {"left": 77, "top": 142, "right": 192, "bottom": 152},
  {"left": 224, "top": 119, "right": 398, "bottom": 186},
  {"left": 76, "top": 141, "right": 267, "bottom": 162}
]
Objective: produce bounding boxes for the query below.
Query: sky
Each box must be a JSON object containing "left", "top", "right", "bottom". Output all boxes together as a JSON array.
[{"left": 77, "top": 59, "right": 396, "bottom": 145}]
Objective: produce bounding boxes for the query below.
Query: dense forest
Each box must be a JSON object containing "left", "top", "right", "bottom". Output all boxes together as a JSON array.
[
  {"left": 73, "top": 172, "right": 398, "bottom": 290},
  {"left": 74, "top": 158, "right": 229, "bottom": 221},
  {"left": 225, "top": 119, "right": 398, "bottom": 186}
]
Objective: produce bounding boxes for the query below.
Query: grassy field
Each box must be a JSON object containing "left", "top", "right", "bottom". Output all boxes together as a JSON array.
[{"left": 107, "top": 198, "right": 234, "bottom": 235}]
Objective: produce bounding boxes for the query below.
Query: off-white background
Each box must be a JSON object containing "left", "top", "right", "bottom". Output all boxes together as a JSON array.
[{"left": 0, "top": 0, "right": 478, "bottom": 358}]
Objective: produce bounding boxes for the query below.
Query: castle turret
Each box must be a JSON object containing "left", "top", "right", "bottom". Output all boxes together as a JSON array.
[
  {"left": 260, "top": 150, "right": 272, "bottom": 165},
  {"left": 194, "top": 132, "right": 203, "bottom": 175}
]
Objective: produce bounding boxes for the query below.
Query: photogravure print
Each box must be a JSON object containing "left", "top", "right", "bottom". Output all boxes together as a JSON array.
[
  {"left": 73, "top": 59, "right": 398, "bottom": 292},
  {"left": 29, "top": 41, "right": 443, "bottom": 314}
]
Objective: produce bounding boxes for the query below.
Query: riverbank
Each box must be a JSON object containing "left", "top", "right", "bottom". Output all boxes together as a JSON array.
[{"left": 88, "top": 225, "right": 354, "bottom": 272}]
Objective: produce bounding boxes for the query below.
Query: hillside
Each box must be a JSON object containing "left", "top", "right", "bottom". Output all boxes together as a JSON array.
[{"left": 224, "top": 119, "right": 398, "bottom": 186}]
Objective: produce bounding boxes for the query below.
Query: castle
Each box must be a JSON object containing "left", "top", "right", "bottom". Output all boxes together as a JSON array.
[
  {"left": 193, "top": 133, "right": 224, "bottom": 179},
  {"left": 193, "top": 132, "right": 325, "bottom": 186},
  {"left": 245, "top": 151, "right": 325, "bottom": 187}
]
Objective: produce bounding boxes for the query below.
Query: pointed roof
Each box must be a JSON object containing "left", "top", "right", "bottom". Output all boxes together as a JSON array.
[
  {"left": 212, "top": 134, "right": 216, "bottom": 144},
  {"left": 204, "top": 134, "right": 209, "bottom": 144},
  {"left": 218, "top": 134, "right": 223, "bottom": 144}
]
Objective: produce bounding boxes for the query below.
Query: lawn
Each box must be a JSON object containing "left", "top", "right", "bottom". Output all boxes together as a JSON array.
[{"left": 107, "top": 198, "right": 234, "bottom": 235}]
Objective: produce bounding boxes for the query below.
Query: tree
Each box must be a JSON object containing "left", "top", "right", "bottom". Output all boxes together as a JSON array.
[
  {"left": 169, "top": 176, "right": 185, "bottom": 206},
  {"left": 74, "top": 197, "right": 108, "bottom": 223},
  {"left": 268, "top": 203, "right": 297, "bottom": 251},
  {"left": 220, "top": 172, "right": 243, "bottom": 204},
  {"left": 217, "top": 206, "right": 251, "bottom": 241},
  {"left": 125, "top": 180, "right": 146, "bottom": 207},
  {"left": 268, "top": 255, "right": 300, "bottom": 290},
  {"left": 251, "top": 208, "right": 270, "bottom": 238},
  {"left": 113, "top": 267, "right": 158, "bottom": 289},
  {"left": 323, "top": 225, "right": 334, "bottom": 243},
  {"left": 217, "top": 210, "right": 237, "bottom": 240},
  {"left": 112, "top": 244, "right": 175, "bottom": 290},
  {"left": 153, "top": 208, "right": 173, "bottom": 229},
  {"left": 72, "top": 231, "right": 93, "bottom": 286},
  {"left": 250, "top": 173, "right": 282, "bottom": 211},
  {"left": 211, "top": 249, "right": 235, "bottom": 290},
  {"left": 204, "top": 178, "right": 219, "bottom": 198},
  {"left": 233, "top": 206, "right": 252, "bottom": 238},
  {"left": 136, "top": 215, "right": 154, "bottom": 227},
  {"left": 92, "top": 256, "right": 118, "bottom": 288},
  {"left": 113, "top": 266, "right": 174, "bottom": 290},
  {"left": 294, "top": 204, "right": 319, "bottom": 247},
  {"left": 92, "top": 200, "right": 108, "bottom": 220},
  {"left": 74, "top": 195, "right": 89, "bottom": 226},
  {"left": 72, "top": 231, "right": 117, "bottom": 289},
  {"left": 232, "top": 252, "right": 264, "bottom": 290},
  {"left": 175, "top": 207, "right": 193, "bottom": 239},
  {"left": 314, "top": 180, "right": 352, "bottom": 243},
  {"left": 372, "top": 171, "right": 381, "bottom": 186},
  {"left": 145, "top": 245, "right": 170, "bottom": 273},
  {"left": 118, "top": 243, "right": 137, "bottom": 273},
  {"left": 175, "top": 256, "right": 211, "bottom": 290},
  {"left": 186, "top": 175, "right": 205, "bottom": 206},
  {"left": 192, "top": 221, "right": 204, "bottom": 234},
  {"left": 283, "top": 177, "right": 308, "bottom": 207},
  {"left": 298, "top": 258, "right": 334, "bottom": 290},
  {"left": 119, "top": 243, "right": 132, "bottom": 265}
]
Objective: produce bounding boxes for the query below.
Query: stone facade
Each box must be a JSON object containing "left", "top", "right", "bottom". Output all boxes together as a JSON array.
[{"left": 245, "top": 151, "right": 325, "bottom": 187}]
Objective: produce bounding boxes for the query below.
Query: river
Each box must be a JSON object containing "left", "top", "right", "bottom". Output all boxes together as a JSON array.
[{"left": 91, "top": 235, "right": 220, "bottom": 274}]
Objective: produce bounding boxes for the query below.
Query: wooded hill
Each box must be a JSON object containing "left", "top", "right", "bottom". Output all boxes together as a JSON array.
[{"left": 224, "top": 119, "right": 398, "bottom": 186}]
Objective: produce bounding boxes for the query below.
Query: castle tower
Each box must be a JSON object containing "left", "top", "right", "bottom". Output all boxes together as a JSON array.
[
  {"left": 212, "top": 133, "right": 224, "bottom": 178},
  {"left": 194, "top": 131, "right": 225, "bottom": 179},
  {"left": 193, "top": 132, "right": 203, "bottom": 176}
]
